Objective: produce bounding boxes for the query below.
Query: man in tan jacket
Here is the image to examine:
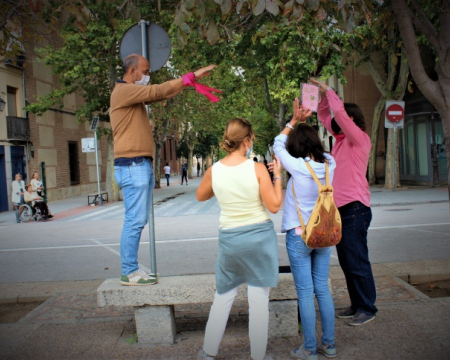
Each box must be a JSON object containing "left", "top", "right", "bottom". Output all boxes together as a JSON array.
[{"left": 110, "top": 54, "right": 214, "bottom": 286}]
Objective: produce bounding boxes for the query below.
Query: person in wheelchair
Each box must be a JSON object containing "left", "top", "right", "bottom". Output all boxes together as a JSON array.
[{"left": 23, "top": 184, "right": 53, "bottom": 220}]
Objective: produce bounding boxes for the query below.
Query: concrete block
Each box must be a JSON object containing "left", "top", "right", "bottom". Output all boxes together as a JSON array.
[
  {"left": 86, "top": 151, "right": 102, "bottom": 165},
  {"left": 63, "top": 113, "right": 79, "bottom": 129},
  {"left": 97, "top": 274, "right": 297, "bottom": 308},
  {"left": 39, "top": 126, "right": 54, "bottom": 147},
  {"left": 36, "top": 81, "right": 51, "bottom": 98},
  {"left": 134, "top": 305, "right": 176, "bottom": 344},
  {"left": 63, "top": 93, "right": 76, "bottom": 112},
  {"left": 36, "top": 111, "right": 55, "bottom": 126},
  {"left": 45, "top": 166, "right": 57, "bottom": 189},
  {"left": 18, "top": 294, "right": 51, "bottom": 303},
  {"left": 33, "top": 61, "right": 53, "bottom": 82},
  {"left": 89, "top": 166, "right": 99, "bottom": 182},
  {"left": 0, "top": 296, "right": 18, "bottom": 304},
  {"left": 37, "top": 149, "right": 57, "bottom": 166},
  {"left": 268, "top": 300, "right": 298, "bottom": 339}
]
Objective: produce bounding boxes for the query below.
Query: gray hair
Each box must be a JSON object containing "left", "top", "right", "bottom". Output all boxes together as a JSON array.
[{"left": 122, "top": 54, "right": 140, "bottom": 75}]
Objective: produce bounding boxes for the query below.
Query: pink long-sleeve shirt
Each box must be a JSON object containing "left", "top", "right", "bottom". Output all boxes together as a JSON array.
[{"left": 318, "top": 89, "right": 371, "bottom": 208}]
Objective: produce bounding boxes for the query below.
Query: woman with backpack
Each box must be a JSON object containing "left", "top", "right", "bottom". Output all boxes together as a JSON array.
[
  {"left": 181, "top": 162, "right": 188, "bottom": 185},
  {"left": 196, "top": 118, "right": 283, "bottom": 360},
  {"left": 273, "top": 98, "right": 337, "bottom": 360}
]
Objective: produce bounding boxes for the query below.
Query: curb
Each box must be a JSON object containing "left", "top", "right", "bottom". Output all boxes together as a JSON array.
[{"left": 371, "top": 200, "right": 449, "bottom": 207}]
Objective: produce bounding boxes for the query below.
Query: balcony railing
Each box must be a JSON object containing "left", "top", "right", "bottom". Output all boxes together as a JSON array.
[{"left": 7, "top": 116, "right": 30, "bottom": 141}]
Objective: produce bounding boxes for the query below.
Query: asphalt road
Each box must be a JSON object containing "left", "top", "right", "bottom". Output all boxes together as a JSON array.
[{"left": 0, "top": 182, "right": 449, "bottom": 283}]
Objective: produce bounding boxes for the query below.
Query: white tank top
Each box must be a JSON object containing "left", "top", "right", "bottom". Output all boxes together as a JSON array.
[{"left": 212, "top": 159, "right": 269, "bottom": 228}]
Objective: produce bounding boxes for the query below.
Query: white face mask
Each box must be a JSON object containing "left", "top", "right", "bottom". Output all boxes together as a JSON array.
[{"left": 135, "top": 70, "right": 150, "bottom": 86}]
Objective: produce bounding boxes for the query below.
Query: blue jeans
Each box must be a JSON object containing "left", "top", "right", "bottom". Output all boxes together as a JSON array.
[
  {"left": 165, "top": 174, "right": 170, "bottom": 185},
  {"left": 336, "top": 202, "right": 377, "bottom": 315},
  {"left": 114, "top": 158, "right": 154, "bottom": 275},
  {"left": 286, "top": 229, "right": 335, "bottom": 351}
]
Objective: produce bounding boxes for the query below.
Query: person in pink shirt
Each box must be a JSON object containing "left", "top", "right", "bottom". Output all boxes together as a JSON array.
[{"left": 310, "top": 78, "right": 377, "bottom": 326}]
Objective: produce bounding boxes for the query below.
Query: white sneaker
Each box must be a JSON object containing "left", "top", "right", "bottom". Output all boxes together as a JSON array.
[
  {"left": 197, "top": 350, "right": 215, "bottom": 359},
  {"left": 138, "top": 264, "right": 158, "bottom": 277},
  {"left": 120, "top": 269, "right": 157, "bottom": 286}
]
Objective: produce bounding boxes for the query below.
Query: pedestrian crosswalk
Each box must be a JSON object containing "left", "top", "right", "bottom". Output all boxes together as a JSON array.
[{"left": 64, "top": 197, "right": 220, "bottom": 222}]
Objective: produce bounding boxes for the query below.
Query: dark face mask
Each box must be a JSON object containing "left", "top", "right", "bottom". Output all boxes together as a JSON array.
[{"left": 331, "top": 118, "right": 341, "bottom": 134}]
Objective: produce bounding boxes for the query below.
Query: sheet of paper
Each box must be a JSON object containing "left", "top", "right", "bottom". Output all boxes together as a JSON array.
[{"left": 301, "top": 83, "right": 319, "bottom": 112}]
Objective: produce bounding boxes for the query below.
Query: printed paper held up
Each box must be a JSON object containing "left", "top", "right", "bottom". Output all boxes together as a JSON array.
[{"left": 301, "top": 83, "right": 319, "bottom": 112}]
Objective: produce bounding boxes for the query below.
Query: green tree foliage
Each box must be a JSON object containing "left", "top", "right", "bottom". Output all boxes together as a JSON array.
[
  {"left": 1, "top": 0, "right": 63, "bottom": 59},
  {"left": 341, "top": 1, "right": 410, "bottom": 186},
  {"left": 392, "top": 0, "right": 450, "bottom": 198},
  {"left": 194, "top": 132, "right": 219, "bottom": 159},
  {"left": 173, "top": 0, "right": 373, "bottom": 46},
  {"left": 25, "top": 1, "right": 138, "bottom": 124}
]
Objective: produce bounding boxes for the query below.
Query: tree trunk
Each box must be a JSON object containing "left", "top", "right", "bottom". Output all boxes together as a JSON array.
[
  {"left": 392, "top": 0, "right": 450, "bottom": 205},
  {"left": 368, "top": 97, "right": 386, "bottom": 185},
  {"left": 277, "top": 103, "right": 288, "bottom": 131},
  {"left": 154, "top": 142, "right": 161, "bottom": 189},
  {"left": 106, "top": 134, "right": 120, "bottom": 201},
  {"left": 441, "top": 110, "right": 450, "bottom": 203},
  {"left": 384, "top": 127, "right": 401, "bottom": 189},
  {"left": 187, "top": 137, "right": 194, "bottom": 178}
]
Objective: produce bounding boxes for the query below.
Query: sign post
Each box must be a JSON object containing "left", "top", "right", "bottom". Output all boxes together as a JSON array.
[
  {"left": 140, "top": 20, "right": 157, "bottom": 278},
  {"left": 385, "top": 101, "right": 405, "bottom": 191},
  {"left": 91, "top": 117, "right": 102, "bottom": 206}
]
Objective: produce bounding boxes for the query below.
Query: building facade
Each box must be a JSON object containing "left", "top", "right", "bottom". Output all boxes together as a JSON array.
[{"left": 0, "top": 37, "right": 108, "bottom": 212}]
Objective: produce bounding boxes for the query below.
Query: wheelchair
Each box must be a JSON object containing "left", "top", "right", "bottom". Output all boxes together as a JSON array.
[{"left": 19, "top": 203, "right": 44, "bottom": 222}]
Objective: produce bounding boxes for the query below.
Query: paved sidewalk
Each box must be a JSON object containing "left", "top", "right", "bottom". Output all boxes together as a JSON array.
[
  {"left": 0, "top": 181, "right": 448, "bottom": 225},
  {"left": 0, "top": 175, "right": 205, "bottom": 225},
  {"left": 1, "top": 259, "right": 449, "bottom": 359},
  {"left": 0, "top": 183, "right": 449, "bottom": 359}
]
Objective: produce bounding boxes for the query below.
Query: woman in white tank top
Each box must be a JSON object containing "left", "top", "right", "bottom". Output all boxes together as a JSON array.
[{"left": 196, "top": 118, "right": 283, "bottom": 360}]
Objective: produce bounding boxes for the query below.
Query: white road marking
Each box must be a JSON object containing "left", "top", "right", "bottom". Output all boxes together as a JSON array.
[
  {"left": 369, "top": 222, "right": 450, "bottom": 230},
  {"left": 1, "top": 222, "right": 449, "bottom": 253},
  {"left": 89, "top": 238, "right": 120, "bottom": 256},
  {"left": 67, "top": 205, "right": 121, "bottom": 221},
  {"left": 401, "top": 228, "right": 450, "bottom": 236}
]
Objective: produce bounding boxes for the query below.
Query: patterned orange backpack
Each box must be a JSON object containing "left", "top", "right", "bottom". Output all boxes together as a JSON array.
[{"left": 291, "top": 161, "right": 342, "bottom": 248}]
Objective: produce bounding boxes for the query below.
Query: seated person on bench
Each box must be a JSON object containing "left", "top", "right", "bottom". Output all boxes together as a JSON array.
[{"left": 24, "top": 184, "right": 53, "bottom": 219}]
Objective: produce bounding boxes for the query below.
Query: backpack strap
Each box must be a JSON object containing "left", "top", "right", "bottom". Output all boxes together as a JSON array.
[
  {"left": 291, "top": 180, "right": 306, "bottom": 230},
  {"left": 304, "top": 161, "right": 330, "bottom": 187}
]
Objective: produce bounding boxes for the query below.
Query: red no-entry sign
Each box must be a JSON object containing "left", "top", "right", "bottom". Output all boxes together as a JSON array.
[
  {"left": 385, "top": 100, "right": 405, "bottom": 129},
  {"left": 386, "top": 104, "right": 404, "bottom": 122}
]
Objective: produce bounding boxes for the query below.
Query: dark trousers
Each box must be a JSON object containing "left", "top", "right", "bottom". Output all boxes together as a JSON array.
[
  {"left": 34, "top": 201, "right": 49, "bottom": 217},
  {"left": 165, "top": 174, "right": 170, "bottom": 185},
  {"left": 181, "top": 173, "right": 188, "bottom": 184},
  {"left": 336, "top": 201, "right": 377, "bottom": 315}
]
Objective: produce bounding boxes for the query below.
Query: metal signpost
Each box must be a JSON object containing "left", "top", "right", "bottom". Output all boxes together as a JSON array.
[
  {"left": 91, "top": 117, "right": 102, "bottom": 206},
  {"left": 119, "top": 21, "right": 171, "bottom": 278},
  {"left": 385, "top": 101, "right": 405, "bottom": 190}
]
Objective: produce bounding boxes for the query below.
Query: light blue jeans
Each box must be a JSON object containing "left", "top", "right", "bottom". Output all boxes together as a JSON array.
[
  {"left": 286, "top": 229, "right": 335, "bottom": 351},
  {"left": 114, "top": 158, "right": 154, "bottom": 275}
]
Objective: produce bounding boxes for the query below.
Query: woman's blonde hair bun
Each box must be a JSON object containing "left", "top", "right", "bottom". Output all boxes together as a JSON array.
[{"left": 220, "top": 118, "right": 254, "bottom": 154}]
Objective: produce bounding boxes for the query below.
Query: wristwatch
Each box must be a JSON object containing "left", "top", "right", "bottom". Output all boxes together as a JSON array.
[{"left": 286, "top": 123, "right": 294, "bottom": 130}]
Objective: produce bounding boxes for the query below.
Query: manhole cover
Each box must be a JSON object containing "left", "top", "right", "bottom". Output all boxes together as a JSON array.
[{"left": 384, "top": 208, "right": 412, "bottom": 211}]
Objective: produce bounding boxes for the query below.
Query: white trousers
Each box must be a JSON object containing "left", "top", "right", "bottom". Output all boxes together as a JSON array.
[{"left": 203, "top": 285, "right": 270, "bottom": 360}]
